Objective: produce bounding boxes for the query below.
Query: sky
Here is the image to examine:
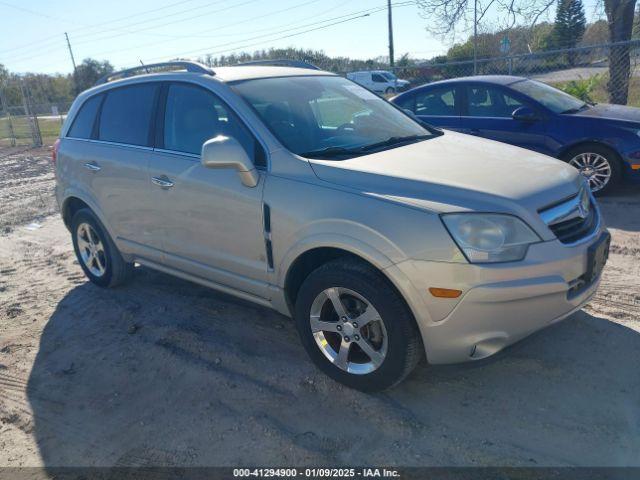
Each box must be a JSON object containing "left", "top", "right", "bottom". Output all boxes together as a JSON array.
[{"left": 0, "top": 0, "right": 605, "bottom": 75}]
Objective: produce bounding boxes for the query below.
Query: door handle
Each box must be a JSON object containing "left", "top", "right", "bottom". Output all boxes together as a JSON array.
[
  {"left": 151, "top": 176, "right": 174, "bottom": 188},
  {"left": 84, "top": 162, "right": 101, "bottom": 172}
]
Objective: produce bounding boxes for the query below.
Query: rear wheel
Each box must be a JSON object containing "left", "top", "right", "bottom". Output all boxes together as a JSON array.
[
  {"left": 71, "top": 209, "right": 133, "bottom": 288},
  {"left": 563, "top": 144, "right": 622, "bottom": 196},
  {"left": 294, "top": 258, "right": 423, "bottom": 391}
]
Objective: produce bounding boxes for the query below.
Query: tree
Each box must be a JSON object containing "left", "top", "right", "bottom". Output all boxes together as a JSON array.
[
  {"left": 604, "top": 0, "right": 637, "bottom": 104},
  {"left": 73, "top": 58, "right": 114, "bottom": 93},
  {"left": 553, "top": 0, "right": 586, "bottom": 50}
]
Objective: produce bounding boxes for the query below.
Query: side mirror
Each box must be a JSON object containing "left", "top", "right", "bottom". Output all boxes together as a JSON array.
[
  {"left": 512, "top": 106, "right": 538, "bottom": 122},
  {"left": 201, "top": 135, "right": 259, "bottom": 188}
]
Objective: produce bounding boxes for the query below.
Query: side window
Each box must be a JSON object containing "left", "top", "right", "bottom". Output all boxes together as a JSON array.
[
  {"left": 67, "top": 94, "right": 102, "bottom": 139},
  {"left": 414, "top": 87, "right": 457, "bottom": 116},
  {"left": 163, "top": 83, "right": 264, "bottom": 166},
  {"left": 393, "top": 94, "right": 415, "bottom": 112},
  {"left": 465, "top": 85, "right": 522, "bottom": 118},
  {"left": 372, "top": 73, "right": 387, "bottom": 83},
  {"left": 99, "top": 83, "right": 158, "bottom": 146}
]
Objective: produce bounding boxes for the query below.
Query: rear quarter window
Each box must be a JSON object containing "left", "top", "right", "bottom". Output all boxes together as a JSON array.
[
  {"left": 67, "top": 94, "right": 102, "bottom": 139},
  {"left": 98, "top": 83, "right": 158, "bottom": 146}
]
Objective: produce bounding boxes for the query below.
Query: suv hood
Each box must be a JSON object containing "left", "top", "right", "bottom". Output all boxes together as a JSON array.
[{"left": 309, "top": 131, "right": 582, "bottom": 217}]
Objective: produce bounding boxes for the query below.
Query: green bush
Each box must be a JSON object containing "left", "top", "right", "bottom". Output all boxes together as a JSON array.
[{"left": 558, "top": 75, "right": 602, "bottom": 102}]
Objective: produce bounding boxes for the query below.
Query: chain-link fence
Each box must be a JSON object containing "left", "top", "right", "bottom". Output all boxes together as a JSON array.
[
  {"left": 3, "top": 40, "right": 640, "bottom": 148},
  {"left": 0, "top": 78, "right": 70, "bottom": 148},
  {"left": 392, "top": 40, "right": 640, "bottom": 106}
]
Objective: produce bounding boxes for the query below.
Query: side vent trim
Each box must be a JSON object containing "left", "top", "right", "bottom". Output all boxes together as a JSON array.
[{"left": 263, "top": 203, "right": 274, "bottom": 270}]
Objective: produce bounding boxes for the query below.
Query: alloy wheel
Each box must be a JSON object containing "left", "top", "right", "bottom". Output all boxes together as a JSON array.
[
  {"left": 76, "top": 222, "right": 107, "bottom": 277},
  {"left": 309, "top": 287, "right": 387, "bottom": 375},
  {"left": 569, "top": 152, "right": 612, "bottom": 193}
]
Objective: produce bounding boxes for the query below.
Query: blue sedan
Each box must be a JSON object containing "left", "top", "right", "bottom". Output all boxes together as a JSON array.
[{"left": 391, "top": 75, "right": 640, "bottom": 195}]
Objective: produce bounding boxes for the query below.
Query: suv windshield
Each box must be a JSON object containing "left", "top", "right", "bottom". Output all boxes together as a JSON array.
[
  {"left": 232, "top": 75, "right": 435, "bottom": 159},
  {"left": 510, "top": 79, "right": 587, "bottom": 114}
]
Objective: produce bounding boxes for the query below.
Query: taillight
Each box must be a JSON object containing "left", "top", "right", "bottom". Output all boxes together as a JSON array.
[{"left": 52, "top": 138, "right": 61, "bottom": 166}]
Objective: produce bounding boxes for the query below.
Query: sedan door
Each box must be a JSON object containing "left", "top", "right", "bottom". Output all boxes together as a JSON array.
[
  {"left": 148, "top": 82, "right": 270, "bottom": 299},
  {"left": 394, "top": 85, "right": 462, "bottom": 131},
  {"left": 460, "top": 83, "right": 552, "bottom": 155}
]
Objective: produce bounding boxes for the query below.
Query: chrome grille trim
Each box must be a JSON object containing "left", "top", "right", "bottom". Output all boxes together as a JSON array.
[{"left": 540, "top": 187, "right": 599, "bottom": 245}]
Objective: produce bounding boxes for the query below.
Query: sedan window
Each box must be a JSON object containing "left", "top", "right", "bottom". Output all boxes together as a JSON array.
[
  {"left": 465, "top": 85, "right": 522, "bottom": 118},
  {"left": 414, "top": 87, "right": 457, "bottom": 116}
]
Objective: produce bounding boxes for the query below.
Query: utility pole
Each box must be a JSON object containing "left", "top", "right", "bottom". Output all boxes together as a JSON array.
[
  {"left": 387, "top": 0, "right": 395, "bottom": 68},
  {"left": 473, "top": 0, "right": 478, "bottom": 74},
  {"left": 65, "top": 32, "right": 77, "bottom": 72}
]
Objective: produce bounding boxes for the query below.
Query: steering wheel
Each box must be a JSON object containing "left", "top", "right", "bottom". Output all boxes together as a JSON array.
[{"left": 336, "top": 122, "right": 356, "bottom": 134}]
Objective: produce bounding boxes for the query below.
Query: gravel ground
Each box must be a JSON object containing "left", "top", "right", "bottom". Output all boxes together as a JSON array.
[{"left": 0, "top": 147, "right": 638, "bottom": 468}]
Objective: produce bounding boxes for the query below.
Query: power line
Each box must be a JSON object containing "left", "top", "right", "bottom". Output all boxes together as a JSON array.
[
  {"left": 87, "top": 1, "right": 384, "bottom": 61},
  {"left": 4, "top": 1, "right": 390, "bottom": 66},
  {"left": 1, "top": 0, "right": 265, "bottom": 63},
  {"left": 0, "top": 0, "right": 238, "bottom": 61},
  {"left": 3, "top": 1, "right": 418, "bottom": 70},
  {"left": 0, "top": 0, "right": 204, "bottom": 55},
  {"left": 148, "top": 1, "right": 418, "bottom": 63}
]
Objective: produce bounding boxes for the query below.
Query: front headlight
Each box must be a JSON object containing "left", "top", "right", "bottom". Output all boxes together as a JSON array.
[{"left": 441, "top": 213, "right": 541, "bottom": 263}]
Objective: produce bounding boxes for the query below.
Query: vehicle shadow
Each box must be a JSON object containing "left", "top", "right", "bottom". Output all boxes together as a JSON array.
[
  {"left": 598, "top": 185, "right": 640, "bottom": 232},
  {"left": 27, "top": 268, "right": 640, "bottom": 468}
]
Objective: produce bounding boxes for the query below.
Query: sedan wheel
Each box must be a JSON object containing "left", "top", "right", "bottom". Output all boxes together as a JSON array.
[
  {"left": 310, "top": 287, "right": 388, "bottom": 375},
  {"left": 568, "top": 152, "right": 612, "bottom": 193}
]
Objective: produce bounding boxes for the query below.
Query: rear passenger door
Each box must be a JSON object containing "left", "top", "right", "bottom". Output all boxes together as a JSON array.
[
  {"left": 148, "top": 82, "right": 270, "bottom": 298},
  {"left": 65, "top": 82, "right": 162, "bottom": 261}
]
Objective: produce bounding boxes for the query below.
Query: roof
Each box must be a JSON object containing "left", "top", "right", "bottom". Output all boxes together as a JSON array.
[
  {"left": 211, "top": 65, "right": 334, "bottom": 82},
  {"left": 427, "top": 75, "right": 526, "bottom": 86}
]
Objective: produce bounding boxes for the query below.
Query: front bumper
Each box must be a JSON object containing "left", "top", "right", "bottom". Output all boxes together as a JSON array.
[{"left": 388, "top": 226, "right": 608, "bottom": 364}]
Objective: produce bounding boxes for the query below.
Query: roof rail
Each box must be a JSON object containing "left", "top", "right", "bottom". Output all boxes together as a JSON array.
[
  {"left": 95, "top": 61, "right": 215, "bottom": 86},
  {"left": 235, "top": 59, "right": 320, "bottom": 70}
]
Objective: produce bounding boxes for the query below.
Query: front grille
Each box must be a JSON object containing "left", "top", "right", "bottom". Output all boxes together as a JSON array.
[
  {"left": 539, "top": 187, "right": 598, "bottom": 244},
  {"left": 549, "top": 206, "right": 597, "bottom": 244}
]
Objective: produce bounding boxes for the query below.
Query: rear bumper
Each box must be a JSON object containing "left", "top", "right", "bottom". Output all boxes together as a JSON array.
[{"left": 388, "top": 226, "right": 607, "bottom": 364}]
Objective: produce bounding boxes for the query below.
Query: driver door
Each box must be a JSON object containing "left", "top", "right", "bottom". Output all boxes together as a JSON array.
[
  {"left": 148, "top": 82, "right": 270, "bottom": 299},
  {"left": 461, "top": 84, "right": 551, "bottom": 155}
]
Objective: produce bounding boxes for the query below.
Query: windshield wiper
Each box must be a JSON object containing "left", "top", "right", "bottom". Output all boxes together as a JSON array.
[
  {"left": 561, "top": 103, "right": 590, "bottom": 114},
  {"left": 300, "top": 134, "right": 433, "bottom": 159},
  {"left": 299, "top": 146, "right": 364, "bottom": 159},
  {"left": 357, "top": 134, "right": 432, "bottom": 152}
]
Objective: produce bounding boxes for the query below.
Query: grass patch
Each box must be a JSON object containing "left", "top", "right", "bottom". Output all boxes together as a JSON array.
[{"left": 0, "top": 116, "right": 63, "bottom": 147}]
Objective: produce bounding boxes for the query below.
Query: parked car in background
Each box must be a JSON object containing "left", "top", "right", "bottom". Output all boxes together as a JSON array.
[
  {"left": 392, "top": 75, "right": 640, "bottom": 195},
  {"left": 56, "top": 62, "right": 608, "bottom": 391},
  {"left": 347, "top": 70, "right": 409, "bottom": 94}
]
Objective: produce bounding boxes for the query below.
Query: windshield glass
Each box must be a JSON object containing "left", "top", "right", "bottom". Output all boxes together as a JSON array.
[
  {"left": 381, "top": 72, "right": 396, "bottom": 81},
  {"left": 510, "top": 79, "right": 586, "bottom": 113},
  {"left": 232, "top": 75, "right": 433, "bottom": 158}
]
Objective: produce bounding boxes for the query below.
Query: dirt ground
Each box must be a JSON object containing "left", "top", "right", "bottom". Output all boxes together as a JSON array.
[{"left": 0, "top": 147, "right": 639, "bottom": 468}]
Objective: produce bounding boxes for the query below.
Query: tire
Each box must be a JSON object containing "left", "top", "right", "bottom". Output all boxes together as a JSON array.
[
  {"left": 294, "top": 258, "right": 423, "bottom": 391},
  {"left": 71, "top": 208, "right": 133, "bottom": 288},
  {"left": 562, "top": 144, "right": 622, "bottom": 196},
  {"left": 385, "top": 87, "right": 395, "bottom": 94}
]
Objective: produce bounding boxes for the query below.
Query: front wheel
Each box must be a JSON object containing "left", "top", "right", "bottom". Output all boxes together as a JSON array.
[
  {"left": 294, "top": 258, "right": 423, "bottom": 391},
  {"left": 385, "top": 87, "right": 396, "bottom": 94},
  {"left": 563, "top": 145, "right": 622, "bottom": 196}
]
